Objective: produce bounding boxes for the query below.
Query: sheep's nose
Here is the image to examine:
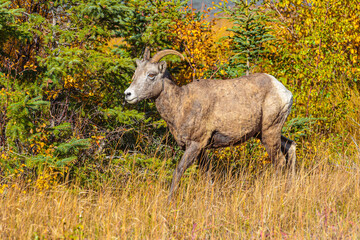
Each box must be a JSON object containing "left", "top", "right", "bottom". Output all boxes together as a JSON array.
[{"left": 124, "top": 89, "right": 132, "bottom": 98}]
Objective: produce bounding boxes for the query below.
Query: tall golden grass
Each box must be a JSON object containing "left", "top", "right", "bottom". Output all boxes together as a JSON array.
[{"left": 1, "top": 147, "right": 359, "bottom": 239}]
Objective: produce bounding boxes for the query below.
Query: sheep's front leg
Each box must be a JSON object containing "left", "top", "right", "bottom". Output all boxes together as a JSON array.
[
  {"left": 197, "top": 149, "right": 210, "bottom": 173},
  {"left": 169, "top": 141, "right": 201, "bottom": 201}
]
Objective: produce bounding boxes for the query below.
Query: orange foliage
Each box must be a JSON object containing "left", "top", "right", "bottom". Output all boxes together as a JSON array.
[
  {"left": 0, "top": 0, "right": 52, "bottom": 75},
  {"left": 167, "top": 5, "right": 231, "bottom": 84}
]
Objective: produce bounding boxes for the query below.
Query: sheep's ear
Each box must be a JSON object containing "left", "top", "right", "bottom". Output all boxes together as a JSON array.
[
  {"left": 158, "top": 61, "right": 167, "bottom": 73},
  {"left": 135, "top": 59, "right": 141, "bottom": 66},
  {"left": 143, "top": 47, "right": 150, "bottom": 61}
]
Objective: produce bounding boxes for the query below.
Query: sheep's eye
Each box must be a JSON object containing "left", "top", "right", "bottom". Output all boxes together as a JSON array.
[{"left": 147, "top": 73, "right": 157, "bottom": 80}]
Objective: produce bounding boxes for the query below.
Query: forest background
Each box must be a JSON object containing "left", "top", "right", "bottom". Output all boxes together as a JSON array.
[{"left": 0, "top": 0, "right": 360, "bottom": 238}]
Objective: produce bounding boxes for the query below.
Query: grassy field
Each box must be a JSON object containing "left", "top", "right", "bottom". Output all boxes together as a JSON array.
[{"left": 1, "top": 149, "right": 359, "bottom": 239}]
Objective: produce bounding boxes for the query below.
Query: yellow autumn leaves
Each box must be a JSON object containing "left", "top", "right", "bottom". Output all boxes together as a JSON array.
[{"left": 167, "top": 5, "right": 231, "bottom": 84}]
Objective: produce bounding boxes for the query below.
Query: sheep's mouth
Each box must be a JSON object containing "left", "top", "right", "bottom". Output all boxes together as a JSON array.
[{"left": 126, "top": 97, "right": 138, "bottom": 104}]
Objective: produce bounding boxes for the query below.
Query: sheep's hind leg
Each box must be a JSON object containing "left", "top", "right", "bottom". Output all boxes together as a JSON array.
[
  {"left": 261, "top": 96, "right": 292, "bottom": 171},
  {"left": 281, "top": 135, "right": 296, "bottom": 175},
  {"left": 261, "top": 125, "right": 287, "bottom": 170}
]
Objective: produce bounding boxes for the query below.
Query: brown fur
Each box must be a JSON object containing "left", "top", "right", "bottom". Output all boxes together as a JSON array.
[{"left": 124, "top": 49, "right": 296, "bottom": 200}]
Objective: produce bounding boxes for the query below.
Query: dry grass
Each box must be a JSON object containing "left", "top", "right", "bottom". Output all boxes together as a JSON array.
[{"left": 1, "top": 154, "right": 360, "bottom": 239}]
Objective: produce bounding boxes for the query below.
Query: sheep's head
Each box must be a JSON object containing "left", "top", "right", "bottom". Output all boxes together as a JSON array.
[{"left": 124, "top": 48, "right": 184, "bottom": 104}]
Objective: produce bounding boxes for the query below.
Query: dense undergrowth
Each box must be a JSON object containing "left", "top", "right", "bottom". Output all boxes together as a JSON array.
[{"left": 1, "top": 0, "right": 360, "bottom": 238}]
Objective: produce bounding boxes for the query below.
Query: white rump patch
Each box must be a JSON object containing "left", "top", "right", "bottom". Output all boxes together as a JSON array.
[{"left": 265, "top": 74, "right": 293, "bottom": 107}]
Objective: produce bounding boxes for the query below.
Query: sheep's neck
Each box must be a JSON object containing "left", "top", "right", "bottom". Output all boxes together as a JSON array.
[{"left": 155, "top": 78, "right": 182, "bottom": 125}]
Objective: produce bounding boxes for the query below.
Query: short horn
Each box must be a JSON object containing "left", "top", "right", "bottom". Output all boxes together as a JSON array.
[
  {"left": 150, "top": 49, "right": 185, "bottom": 63},
  {"left": 143, "top": 47, "right": 151, "bottom": 61}
]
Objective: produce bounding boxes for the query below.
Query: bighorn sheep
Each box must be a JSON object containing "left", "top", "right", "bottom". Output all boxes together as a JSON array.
[{"left": 124, "top": 48, "right": 296, "bottom": 199}]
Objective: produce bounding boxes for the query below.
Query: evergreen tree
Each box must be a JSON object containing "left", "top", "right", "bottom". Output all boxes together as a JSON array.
[
  {"left": 0, "top": 0, "right": 187, "bottom": 178},
  {"left": 221, "top": 0, "right": 274, "bottom": 76}
]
